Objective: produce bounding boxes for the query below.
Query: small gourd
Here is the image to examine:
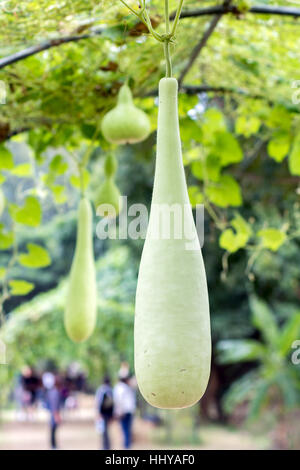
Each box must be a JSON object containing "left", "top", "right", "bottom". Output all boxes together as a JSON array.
[
  {"left": 101, "top": 84, "right": 151, "bottom": 145},
  {"left": 95, "top": 154, "right": 122, "bottom": 217}
]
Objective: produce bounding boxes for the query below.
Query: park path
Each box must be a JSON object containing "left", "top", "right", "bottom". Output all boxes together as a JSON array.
[{"left": 0, "top": 395, "right": 264, "bottom": 450}]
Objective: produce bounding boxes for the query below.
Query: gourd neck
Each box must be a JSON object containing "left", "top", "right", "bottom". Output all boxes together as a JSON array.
[
  {"left": 76, "top": 198, "right": 92, "bottom": 254},
  {"left": 117, "top": 84, "right": 133, "bottom": 106},
  {"left": 152, "top": 78, "right": 188, "bottom": 205}
]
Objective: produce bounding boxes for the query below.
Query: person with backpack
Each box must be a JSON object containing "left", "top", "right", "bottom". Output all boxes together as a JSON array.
[{"left": 95, "top": 376, "right": 114, "bottom": 450}]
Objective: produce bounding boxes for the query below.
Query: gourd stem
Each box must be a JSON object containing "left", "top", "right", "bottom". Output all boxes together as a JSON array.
[
  {"left": 164, "top": 0, "right": 172, "bottom": 78},
  {"left": 163, "top": 40, "right": 172, "bottom": 78},
  {"left": 165, "top": 0, "right": 170, "bottom": 34},
  {"left": 79, "top": 163, "right": 85, "bottom": 198},
  {"left": 171, "top": 0, "right": 184, "bottom": 36}
]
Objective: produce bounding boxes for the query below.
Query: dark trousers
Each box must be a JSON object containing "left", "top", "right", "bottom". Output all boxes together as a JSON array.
[
  {"left": 50, "top": 421, "right": 57, "bottom": 449},
  {"left": 102, "top": 416, "right": 111, "bottom": 450},
  {"left": 120, "top": 413, "right": 133, "bottom": 449}
]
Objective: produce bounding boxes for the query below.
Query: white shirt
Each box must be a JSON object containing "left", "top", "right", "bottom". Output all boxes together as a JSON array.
[{"left": 113, "top": 381, "right": 136, "bottom": 416}]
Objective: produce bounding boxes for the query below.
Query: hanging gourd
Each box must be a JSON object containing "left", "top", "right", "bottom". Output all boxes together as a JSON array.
[
  {"left": 122, "top": 0, "right": 211, "bottom": 409},
  {"left": 0, "top": 189, "right": 5, "bottom": 217},
  {"left": 64, "top": 197, "right": 97, "bottom": 342},
  {"left": 101, "top": 83, "right": 151, "bottom": 145},
  {"left": 94, "top": 154, "right": 122, "bottom": 217}
]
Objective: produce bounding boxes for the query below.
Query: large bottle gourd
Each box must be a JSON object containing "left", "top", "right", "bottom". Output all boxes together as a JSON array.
[
  {"left": 65, "top": 197, "right": 97, "bottom": 342},
  {"left": 135, "top": 78, "right": 211, "bottom": 409}
]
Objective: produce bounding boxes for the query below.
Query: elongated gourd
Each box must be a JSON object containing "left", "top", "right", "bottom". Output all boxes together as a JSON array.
[
  {"left": 135, "top": 78, "right": 211, "bottom": 409},
  {"left": 101, "top": 84, "right": 151, "bottom": 145},
  {"left": 0, "top": 189, "right": 4, "bottom": 217},
  {"left": 64, "top": 197, "right": 97, "bottom": 342}
]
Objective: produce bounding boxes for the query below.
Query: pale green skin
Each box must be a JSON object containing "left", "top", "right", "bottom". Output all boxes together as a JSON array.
[
  {"left": 95, "top": 178, "right": 122, "bottom": 216},
  {"left": 0, "top": 189, "right": 5, "bottom": 217},
  {"left": 64, "top": 198, "right": 97, "bottom": 342},
  {"left": 135, "top": 78, "right": 211, "bottom": 409},
  {"left": 101, "top": 84, "right": 151, "bottom": 145}
]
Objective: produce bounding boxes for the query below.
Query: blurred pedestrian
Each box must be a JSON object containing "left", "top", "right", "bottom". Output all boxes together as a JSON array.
[
  {"left": 42, "top": 372, "right": 62, "bottom": 450},
  {"left": 95, "top": 376, "right": 114, "bottom": 450},
  {"left": 114, "top": 369, "right": 136, "bottom": 449},
  {"left": 21, "top": 366, "right": 40, "bottom": 421}
]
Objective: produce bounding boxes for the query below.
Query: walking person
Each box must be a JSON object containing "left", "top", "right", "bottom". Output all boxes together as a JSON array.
[
  {"left": 43, "top": 372, "right": 62, "bottom": 450},
  {"left": 95, "top": 376, "right": 114, "bottom": 450},
  {"left": 114, "top": 370, "right": 136, "bottom": 449}
]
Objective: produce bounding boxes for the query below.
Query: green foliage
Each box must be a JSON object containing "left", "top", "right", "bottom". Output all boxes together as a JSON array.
[
  {"left": 12, "top": 196, "right": 42, "bottom": 227},
  {"left": 288, "top": 136, "right": 300, "bottom": 176},
  {"left": 267, "top": 132, "right": 291, "bottom": 163},
  {"left": 217, "top": 297, "right": 300, "bottom": 419},
  {"left": 219, "top": 214, "right": 252, "bottom": 253},
  {"left": 18, "top": 243, "right": 51, "bottom": 268},
  {"left": 257, "top": 228, "right": 287, "bottom": 252},
  {"left": 0, "top": 146, "right": 14, "bottom": 170},
  {"left": 0, "top": 246, "right": 135, "bottom": 393},
  {"left": 8, "top": 280, "right": 35, "bottom": 296},
  {"left": 205, "top": 174, "right": 242, "bottom": 208},
  {"left": 0, "top": 225, "right": 14, "bottom": 250}
]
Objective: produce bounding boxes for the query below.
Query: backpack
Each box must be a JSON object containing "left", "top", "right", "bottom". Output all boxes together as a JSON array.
[{"left": 100, "top": 390, "right": 114, "bottom": 415}]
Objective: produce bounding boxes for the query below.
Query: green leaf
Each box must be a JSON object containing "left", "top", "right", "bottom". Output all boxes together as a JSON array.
[
  {"left": 0, "top": 267, "right": 6, "bottom": 280},
  {"left": 275, "top": 373, "right": 298, "bottom": 409},
  {"left": 180, "top": 118, "right": 202, "bottom": 144},
  {"left": 0, "top": 224, "right": 14, "bottom": 250},
  {"left": 9, "top": 280, "right": 35, "bottom": 296},
  {"left": 288, "top": 136, "right": 300, "bottom": 176},
  {"left": 266, "top": 106, "right": 291, "bottom": 131},
  {"left": 231, "top": 213, "right": 253, "bottom": 237},
  {"left": 222, "top": 370, "right": 260, "bottom": 415},
  {"left": 215, "top": 131, "right": 243, "bottom": 166},
  {"left": 278, "top": 312, "right": 300, "bottom": 356},
  {"left": 51, "top": 185, "right": 67, "bottom": 204},
  {"left": 0, "top": 173, "right": 6, "bottom": 184},
  {"left": 219, "top": 228, "right": 248, "bottom": 253},
  {"left": 202, "top": 108, "right": 226, "bottom": 139},
  {"left": 221, "top": 213, "right": 253, "bottom": 252},
  {"left": 191, "top": 154, "right": 221, "bottom": 182},
  {"left": 19, "top": 243, "right": 51, "bottom": 268},
  {"left": 248, "top": 381, "right": 270, "bottom": 420},
  {"left": 217, "top": 339, "right": 267, "bottom": 364},
  {"left": 250, "top": 296, "right": 279, "bottom": 345},
  {"left": 70, "top": 169, "right": 90, "bottom": 190},
  {"left": 14, "top": 196, "right": 41, "bottom": 227},
  {"left": 178, "top": 94, "right": 198, "bottom": 116},
  {"left": 49, "top": 155, "right": 68, "bottom": 175},
  {"left": 0, "top": 145, "right": 13, "bottom": 169},
  {"left": 205, "top": 174, "right": 242, "bottom": 208},
  {"left": 257, "top": 228, "right": 286, "bottom": 251},
  {"left": 235, "top": 115, "right": 261, "bottom": 137},
  {"left": 10, "top": 163, "right": 33, "bottom": 177},
  {"left": 188, "top": 186, "right": 203, "bottom": 207},
  {"left": 267, "top": 132, "right": 290, "bottom": 163}
]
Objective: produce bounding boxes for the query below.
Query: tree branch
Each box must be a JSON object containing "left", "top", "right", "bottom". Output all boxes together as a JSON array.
[
  {"left": 0, "top": 28, "right": 104, "bottom": 70},
  {"left": 147, "top": 84, "right": 300, "bottom": 113},
  {"left": 1, "top": 5, "right": 299, "bottom": 71},
  {"left": 178, "top": 12, "right": 224, "bottom": 86},
  {"left": 173, "top": 5, "right": 300, "bottom": 20}
]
